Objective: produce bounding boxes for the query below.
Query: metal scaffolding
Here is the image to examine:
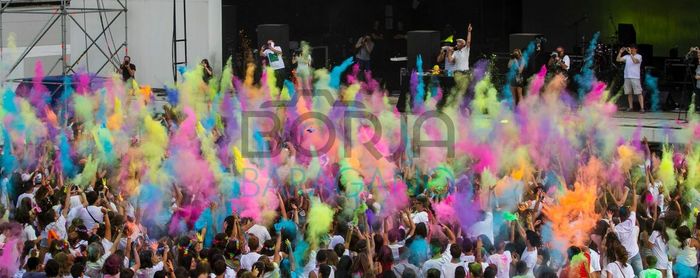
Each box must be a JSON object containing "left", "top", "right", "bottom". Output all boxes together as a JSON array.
[
  {"left": 0, "top": 0, "right": 127, "bottom": 81},
  {"left": 171, "top": 0, "right": 187, "bottom": 82}
]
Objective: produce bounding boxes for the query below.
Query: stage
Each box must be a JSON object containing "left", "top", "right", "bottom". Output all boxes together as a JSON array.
[{"left": 614, "top": 111, "right": 690, "bottom": 144}]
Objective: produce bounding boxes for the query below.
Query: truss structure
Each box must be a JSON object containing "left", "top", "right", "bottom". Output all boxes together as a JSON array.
[{"left": 0, "top": 0, "right": 127, "bottom": 81}]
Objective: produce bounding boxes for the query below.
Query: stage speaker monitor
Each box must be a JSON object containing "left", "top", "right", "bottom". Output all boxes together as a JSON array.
[
  {"left": 618, "top": 24, "right": 636, "bottom": 46},
  {"left": 257, "top": 24, "right": 290, "bottom": 59},
  {"left": 407, "top": 30, "right": 440, "bottom": 72},
  {"left": 509, "top": 33, "right": 542, "bottom": 52}
]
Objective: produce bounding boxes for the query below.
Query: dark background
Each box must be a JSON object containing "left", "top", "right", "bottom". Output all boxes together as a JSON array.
[{"left": 223, "top": 0, "right": 700, "bottom": 103}]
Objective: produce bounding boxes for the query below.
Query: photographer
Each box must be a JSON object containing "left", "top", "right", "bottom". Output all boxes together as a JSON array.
[
  {"left": 547, "top": 46, "right": 570, "bottom": 74},
  {"left": 200, "top": 59, "right": 213, "bottom": 84},
  {"left": 355, "top": 35, "right": 374, "bottom": 72},
  {"left": 259, "top": 40, "right": 286, "bottom": 89},
  {"left": 617, "top": 44, "right": 644, "bottom": 113},
  {"left": 120, "top": 56, "right": 136, "bottom": 82},
  {"left": 437, "top": 43, "right": 455, "bottom": 75}
]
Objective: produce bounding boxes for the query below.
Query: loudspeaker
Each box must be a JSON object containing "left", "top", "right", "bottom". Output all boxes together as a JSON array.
[
  {"left": 222, "top": 4, "right": 237, "bottom": 63},
  {"left": 257, "top": 24, "right": 290, "bottom": 59},
  {"left": 407, "top": 30, "right": 440, "bottom": 72},
  {"left": 509, "top": 33, "right": 542, "bottom": 51},
  {"left": 618, "top": 24, "right": 636, "bottom": 46}
]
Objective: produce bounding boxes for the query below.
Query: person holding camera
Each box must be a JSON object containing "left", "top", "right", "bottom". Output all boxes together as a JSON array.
[
  {"left": 355, "top": 35, "right": 374, "bottom": 72},
  {"left": 120, "top": 56, "right": 136, "bottom": 82},
  {"left": 616, "top": 44, "right": 644, "bottom": 113},
  {"left": 260, "top": 40, "right": 286, "bottom": 89},
  {"left": 547, "top": 46, "right": 570, "bottom": 74},
  {"left": 200, "top": 59, "right": 213, "bottom": 84},
  {"left": 437, "top": 44, "right": 455, "bottom": 75}
]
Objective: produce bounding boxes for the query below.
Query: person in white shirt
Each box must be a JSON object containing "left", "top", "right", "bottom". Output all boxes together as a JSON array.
[
  {"left": 520, "top": 230, "right": 540, "bottom": 276},
  {"left": 442, "top": 244, "right": 467, "bottom": 278},
  {"left": 243, "top": 218, "right": 271, "bottom": 251},
  {"left": 612, "top": 189, "right": 642, "bottom": 277},
  {"left": 449, "top": 24, "right": 472, "bottom": 73},
  {"left": 437, "top": 44, "right": 455, "bottom": 74},
  {"left": 548, "top": 47, "right": 570, "bottom": 73},
  {"left": 240, "top": 235, "right": 263, "bottom": 271},
  {"left": 648, "top": 221, "right": 669, "bottom": 277},
  {"left": 260, "top": 40, "right": 286, "bottom": 90},
  {"left": 606, "top": 243, "right": 635, "bottom": 278},
  {"left": 616, "top": 44, "right": 644, "bottom": 113},
  {"left": 69, "top": 191, "right": 104, "bottom": 231},
  {"left": 487, "top": 242, "right": 512, "bottom": 278}
]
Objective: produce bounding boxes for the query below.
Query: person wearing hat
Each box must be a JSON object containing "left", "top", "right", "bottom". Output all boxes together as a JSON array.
[{"left": 617, "top": 44, "right": 645, "bottom": 113}]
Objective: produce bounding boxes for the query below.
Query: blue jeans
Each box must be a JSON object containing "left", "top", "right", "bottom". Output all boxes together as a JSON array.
[{"left": 628, "top": 253, "right": 643, "bottom": 277}]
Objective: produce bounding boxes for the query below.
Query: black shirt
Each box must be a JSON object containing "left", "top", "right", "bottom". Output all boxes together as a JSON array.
[{"left": 121, "top": 63, "right": 136, "bottom": 81}]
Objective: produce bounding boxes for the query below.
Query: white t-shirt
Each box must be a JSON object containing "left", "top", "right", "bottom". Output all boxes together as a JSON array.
[
  {"left": 22, "top": 224, "right": 37, "bottom": 242},
  {"left": 43, "top": 215, "right": 67, "bottom": 240},
  {"left": 487, "top": 251, "right": 512, "bottom": 278},
  {"left": 411, "top": 211, "right": 429, "bottom": 225},
  {"left": 469, "top": 211, "right": 494, "bottom": 244},
  {"left": 452, "top": 47, "right": 470, "bottom": 71},
  {"left": 389, "top": 243, "right": 403, "bottom": 262},
  {"left": 606, "top": 261, "right": 634, "bottom": 278},
  {"left": 247, "top": 224, "right": 271, "bottom": 250},
  {"left": 614, "top": 211, "right": 640, "bottom": 258},
  {"left": 240, "top": 252, "right": 262, "bottom": 271},
  {"left": 442, "top": 261, "right": 467, "bottom": 278},
  {"left": 421, "top": 258, "right": 446, "bottom": 278},
  {"left": 263, "top": 47, "right": 285, "bottom": 70},
  {"left": 521, "top": 248, "right": 538, "bottom": 275},
  {"left": 16, "top": 192, "right": 34, "bottom": 208},
  {"left": 648, "top": 230, "right": 669, "bottom": 269},
  {"left": 589, "top": 249, "right": 602, "bottom": 273},
  {"left": 622, "top": 54, "right": 642, "bottom": 79},
  {"left": 562, "top": 55, "right": 571, "bottom": 71},
  {"left": 71, "top": 206, "right": 104, "bottom": 230}
]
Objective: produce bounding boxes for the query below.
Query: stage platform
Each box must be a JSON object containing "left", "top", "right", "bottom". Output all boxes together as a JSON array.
[
  {"left": 384, "top": 95, "right": 691, "bottom": 144},
  {"left": 614, "top": 111, "right": 690, "bottom": 144}
]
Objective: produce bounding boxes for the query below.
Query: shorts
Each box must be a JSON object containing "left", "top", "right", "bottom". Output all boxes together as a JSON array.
[{"left": 624, "top": 78, "right": 642, "bottom": 95}]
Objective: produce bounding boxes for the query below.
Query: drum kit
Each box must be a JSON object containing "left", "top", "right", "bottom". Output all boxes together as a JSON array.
[{"left": 592, "top": 35, "right": 622, "bottom": 83}]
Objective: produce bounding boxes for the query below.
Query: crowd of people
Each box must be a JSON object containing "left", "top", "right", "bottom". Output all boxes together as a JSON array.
[{"left": 1, "top": 29, "right": 700, "bottom": 278}]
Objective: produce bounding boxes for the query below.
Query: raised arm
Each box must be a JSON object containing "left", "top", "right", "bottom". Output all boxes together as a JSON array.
[
  {"left": 616, "top": 48, "right": 626, "bottom": 62},
  {"left": 442, "top": 224, "right": 456, "bottom": 245},
  {"left": 273, "top": 230, "right": 283, "bottom": 263},
  {"left": 278, "top": 193, "right": 288, "bottom": 220},
  {"left": 103, "top": 207, "right": 112, "bottom": 241},
  {"left": 466, "top": 24, "right": 472, "bottom": 48}
]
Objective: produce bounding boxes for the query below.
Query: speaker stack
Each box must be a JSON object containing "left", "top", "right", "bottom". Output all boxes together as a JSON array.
[
  {"left": 406, "top": 30, "right": 440, "bottom": 72},
  {"left": 257, "top": 24, "right": 290, "bottom": 60}
]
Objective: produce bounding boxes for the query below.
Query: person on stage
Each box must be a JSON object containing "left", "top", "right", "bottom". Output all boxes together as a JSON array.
[
  {"left": 355, "top": 34, "right": 375, "bottom": 72},
  {"left": 260, "top": 40, "right": 286, "bottom": 90},
  {"left": 548, "top": 46, "right": 570, "bottom": 74},
  {"left": 448, "top": 23, "right": 472, "bottom": 75},
  {"left": 692, "top": 47, "right": 700, "bottom": 99},
  {"left": 509, "top": 48, "right": 525, "bottom": 105},
  {"left": 437, "top": 43, "right": 455, "bottom": 76},
  {"left": 616, "top": 44, "right": 644, "bottom": 113}
]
